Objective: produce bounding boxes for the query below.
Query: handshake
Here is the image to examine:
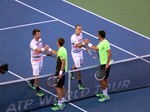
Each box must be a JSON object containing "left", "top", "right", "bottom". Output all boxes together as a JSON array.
[
  {"left": 82, "top": 38, "right": 93, "bottom": 48},
  {"left": 44, "top": 44, "right": 50, "bottom": 51},
  {"left": 83, "top": 38, "right": 90, "bottom": 44},
  {"left": 43, "top": 44, "right": 52, "bottom": 52}
]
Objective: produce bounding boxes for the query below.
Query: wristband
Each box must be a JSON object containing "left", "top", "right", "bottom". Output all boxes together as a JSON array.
[
  {"left": 48, "top": 48, "right": 52, "bottom": 52},
  {"left": 59, "top": 70, "right": 63, "bottom": 75},
  {"left": 88, "top": 43, "right": 93, "bottom": 48},
  {"left": 41, "top": 48, "right": 45, "bottom": 52},
  {"left": 82, "top": 42, "right": 85, "bottom": 45}
]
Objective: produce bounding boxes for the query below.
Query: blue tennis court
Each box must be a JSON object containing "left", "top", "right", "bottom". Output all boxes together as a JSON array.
[{"left": 0, "top": 0, "right": 150, "bottom": 112}]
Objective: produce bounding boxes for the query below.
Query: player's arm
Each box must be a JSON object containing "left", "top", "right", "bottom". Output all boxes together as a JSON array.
[
  {"left": 48, "top": 48, "right": 57, "bottom": 55},
  {"left": 106, "top": 49, "right": 112, "bottom": 69},
  {"left": 89, "top": 44, "right": 98, "bottom": 51},
  {"left": 31, "top": 44, "right": 48, "bottom": 53},
  {"left": 51, "top": 49, "right": 57, "bottom": 55},
  {"left": 60, "top": 59, "right": 66, "bottom": 73},
  {"left": 45, "top": 45, "right": 57, "bottom": 55},
  {"left": 33, "top": 46, "right": 44, "bottom": 53},
  {"left": 57, "top": 59, "right": 66, "bottom": 78},
  {"left": 71, "top": 37, "right": 87, "bottom": 49},
  {"left": 75, "top": 42, "right": 86, "bottom": 48},
  {"left": 84, "top": 38, "right": 99, "bottom": 51}
]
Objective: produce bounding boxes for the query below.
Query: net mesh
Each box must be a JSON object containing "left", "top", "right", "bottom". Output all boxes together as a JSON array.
[{"left": 0, "top": 55, "right": 150, "bottom": 112}]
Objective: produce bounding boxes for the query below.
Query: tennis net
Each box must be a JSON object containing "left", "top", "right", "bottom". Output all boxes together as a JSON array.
[
  {"left": 0, "top": 55, "right": 150, "bottom": 112},
  {"left": 67, "top": 54, "right": 150, "bottom": 101}
]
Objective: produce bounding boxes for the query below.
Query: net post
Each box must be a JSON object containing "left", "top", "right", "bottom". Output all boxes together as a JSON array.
[{"left": 67, "top": 70, "right": 71, "bottom": 102}]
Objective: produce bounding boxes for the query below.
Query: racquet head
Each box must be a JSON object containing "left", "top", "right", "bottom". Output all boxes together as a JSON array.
[
  {"left": 46, "top": 76, "right": 59, "bottom": 87},
  {"left": 95, "top": 66, "right": 106, "bottom": 81}
]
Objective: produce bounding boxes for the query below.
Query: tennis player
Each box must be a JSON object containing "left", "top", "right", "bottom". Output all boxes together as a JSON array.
[
  {"left": 71, "top": 24, "right": 87, "bottom": 90},
  {"left": 84, "top": 30, "right": 112, "bottom": 102},
  {"left": 29, "top": 29, "right": 48, "bottom": 97},
  {"left": 48, "top": 38, "right": 68, "bottom": 111}
]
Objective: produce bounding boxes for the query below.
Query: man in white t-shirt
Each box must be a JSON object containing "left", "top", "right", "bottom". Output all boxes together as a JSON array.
[
  {"left": 29, "top": 29, "right": 48, "bottom": 97},
  {"left": 71, "top": 24, "right": 87, "bottom": 90}
]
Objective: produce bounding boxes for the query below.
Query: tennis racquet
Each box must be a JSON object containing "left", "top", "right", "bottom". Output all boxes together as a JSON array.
[
  {"left": 95, "top": 60, "right": 113, "bottom": 81},
  {"left": 46, "top": 72, "right": 67, "bottom": 87},
  {"left": 82, "top": 47, "right": 99, "bottom": 59}
]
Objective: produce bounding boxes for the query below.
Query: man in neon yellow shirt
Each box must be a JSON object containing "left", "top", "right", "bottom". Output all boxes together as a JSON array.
[
  {"left": 84, "top": 30, "right": 112, "bottom": 102},
  {"left": 47, "top": 38, "right": 68, "bottom": 110}
]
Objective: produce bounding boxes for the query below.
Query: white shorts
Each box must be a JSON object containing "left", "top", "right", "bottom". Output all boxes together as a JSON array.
[
  {"left": 31, "top": 58, "right": 43, "bottom": 76},
  {"left": 72, "top": 52, "right": 83, "bottom": 68}
]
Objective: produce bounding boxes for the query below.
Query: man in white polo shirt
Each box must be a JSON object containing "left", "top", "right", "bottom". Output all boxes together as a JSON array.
[
  {"left": 29, "top": 29, "right": 48, "bottom": 97},
  {"left": 71, "top": 24, "right": 87, "bottom": 90}
]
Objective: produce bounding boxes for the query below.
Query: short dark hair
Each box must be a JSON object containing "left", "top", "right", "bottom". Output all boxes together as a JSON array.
[
  {"left": 98, "top": 30, "right": 106, "bottom": 38},
  {"left": 75, "top": 24, "right": 81, "bottom": 29},
  {"left": 58, "top": 37, "right": 65, "bottom": 46},
  {"left": 32, "top": 29, "right": 40, "bottom": 36}
]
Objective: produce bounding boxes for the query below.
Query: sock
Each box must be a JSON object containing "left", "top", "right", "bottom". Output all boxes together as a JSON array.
[
  {"left": 61, "top": 97, "right": 65, "bottom": 103},
  {"left": 36, "top": 87, "right": 40, "bottom": 92},
  {"left": 30, "top": 79, "right": 34, "bottom": 85},
  {"left": 58, "top": 100, "right": 62, "bottom": 107},
  {"left": 78, "top": 80, "right": 82, "bottom": 84},
  {"left": 103, "top": 88, "right": 108, "bottom": 96}
]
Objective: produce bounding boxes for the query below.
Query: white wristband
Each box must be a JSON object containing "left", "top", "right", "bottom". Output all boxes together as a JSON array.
[
  {"left": 88, "top": 43, "right": 93, "bottom": 48},
  {"left": 48, "top": 48, "right": 52, "bottom": 52},
  {"left": 82, "top": 42, "right": 85, "bottom": 45},
  {"left": 41, "top": 48, "right": 45, "bottom": 52},
  {"left": 59, "top": 71, "right": 63, "bottom": 75}
]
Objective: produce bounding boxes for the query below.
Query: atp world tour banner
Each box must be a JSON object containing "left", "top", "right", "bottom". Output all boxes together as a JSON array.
[{"left": 0, "top": 57, "right": 150, "bottom": 112}]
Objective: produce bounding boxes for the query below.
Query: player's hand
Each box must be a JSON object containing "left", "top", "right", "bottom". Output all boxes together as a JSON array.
[
  {"left": 57, "top": 75, "right": 62, "bottom": 79},
  {"left": 105, "top": 64, "right": 109, "bottom": 70},
  {"left": 44, "top": 45, "right": 49, "bottom": 50},
  {"left": 84, "top": 38, "right": 90, "bottom": 44}
]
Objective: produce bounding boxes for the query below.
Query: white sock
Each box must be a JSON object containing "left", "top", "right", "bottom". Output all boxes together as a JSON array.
[
  {"left": 61, "top": 97, "right": 65, "bottom": 103},
  {"left": 103, "top": 88, "right": 108, "bottom": 96},
  {"left": 58, "top": 100, "right": 62, "bottom": 107}
]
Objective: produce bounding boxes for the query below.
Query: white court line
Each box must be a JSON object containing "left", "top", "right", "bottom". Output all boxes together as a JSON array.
[
  {"left": 63, "top": 0, "right": 150, "bottom": 40},
  {"left": 8, "top": 70, "right": 87, "bottom": 112},
  {"left": 15, "top": 0, "right": 150, "bottom": 64},
  {"left": 0, "top": 19, "right": 57, "bottom": 31}
]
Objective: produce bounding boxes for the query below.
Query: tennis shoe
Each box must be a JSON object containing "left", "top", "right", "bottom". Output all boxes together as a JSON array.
[
  {"left": 98, "top": 95, "right": 110, "bottom": 102},
  {"left": 78, "top": 84, "right": 84, "bottom": 91},
  {"left": 28, "top": 82, "right": 36, "bottom": 90},
  {"left": 71, "top": 73, "right": 75, "bottom": 80},
  {"left": 36, "top": 91, "right": 44, "bottom": 97},
  {"left": 51, "top": 105, "right": 64, "bottom": 111},
  {"left": 53, "top": 102, "right": 65, "bottom": 108},
  {"left": 96, "top": 93, "right": 105, "bottom": 97}
]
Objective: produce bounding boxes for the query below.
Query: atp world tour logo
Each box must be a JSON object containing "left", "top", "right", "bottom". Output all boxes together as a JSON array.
[
  {"left": 5, "top": 96, "right": 56, "bottom": 112},
  {"left": 5, "top": 80, "right": 131, "bottom": 112}
]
